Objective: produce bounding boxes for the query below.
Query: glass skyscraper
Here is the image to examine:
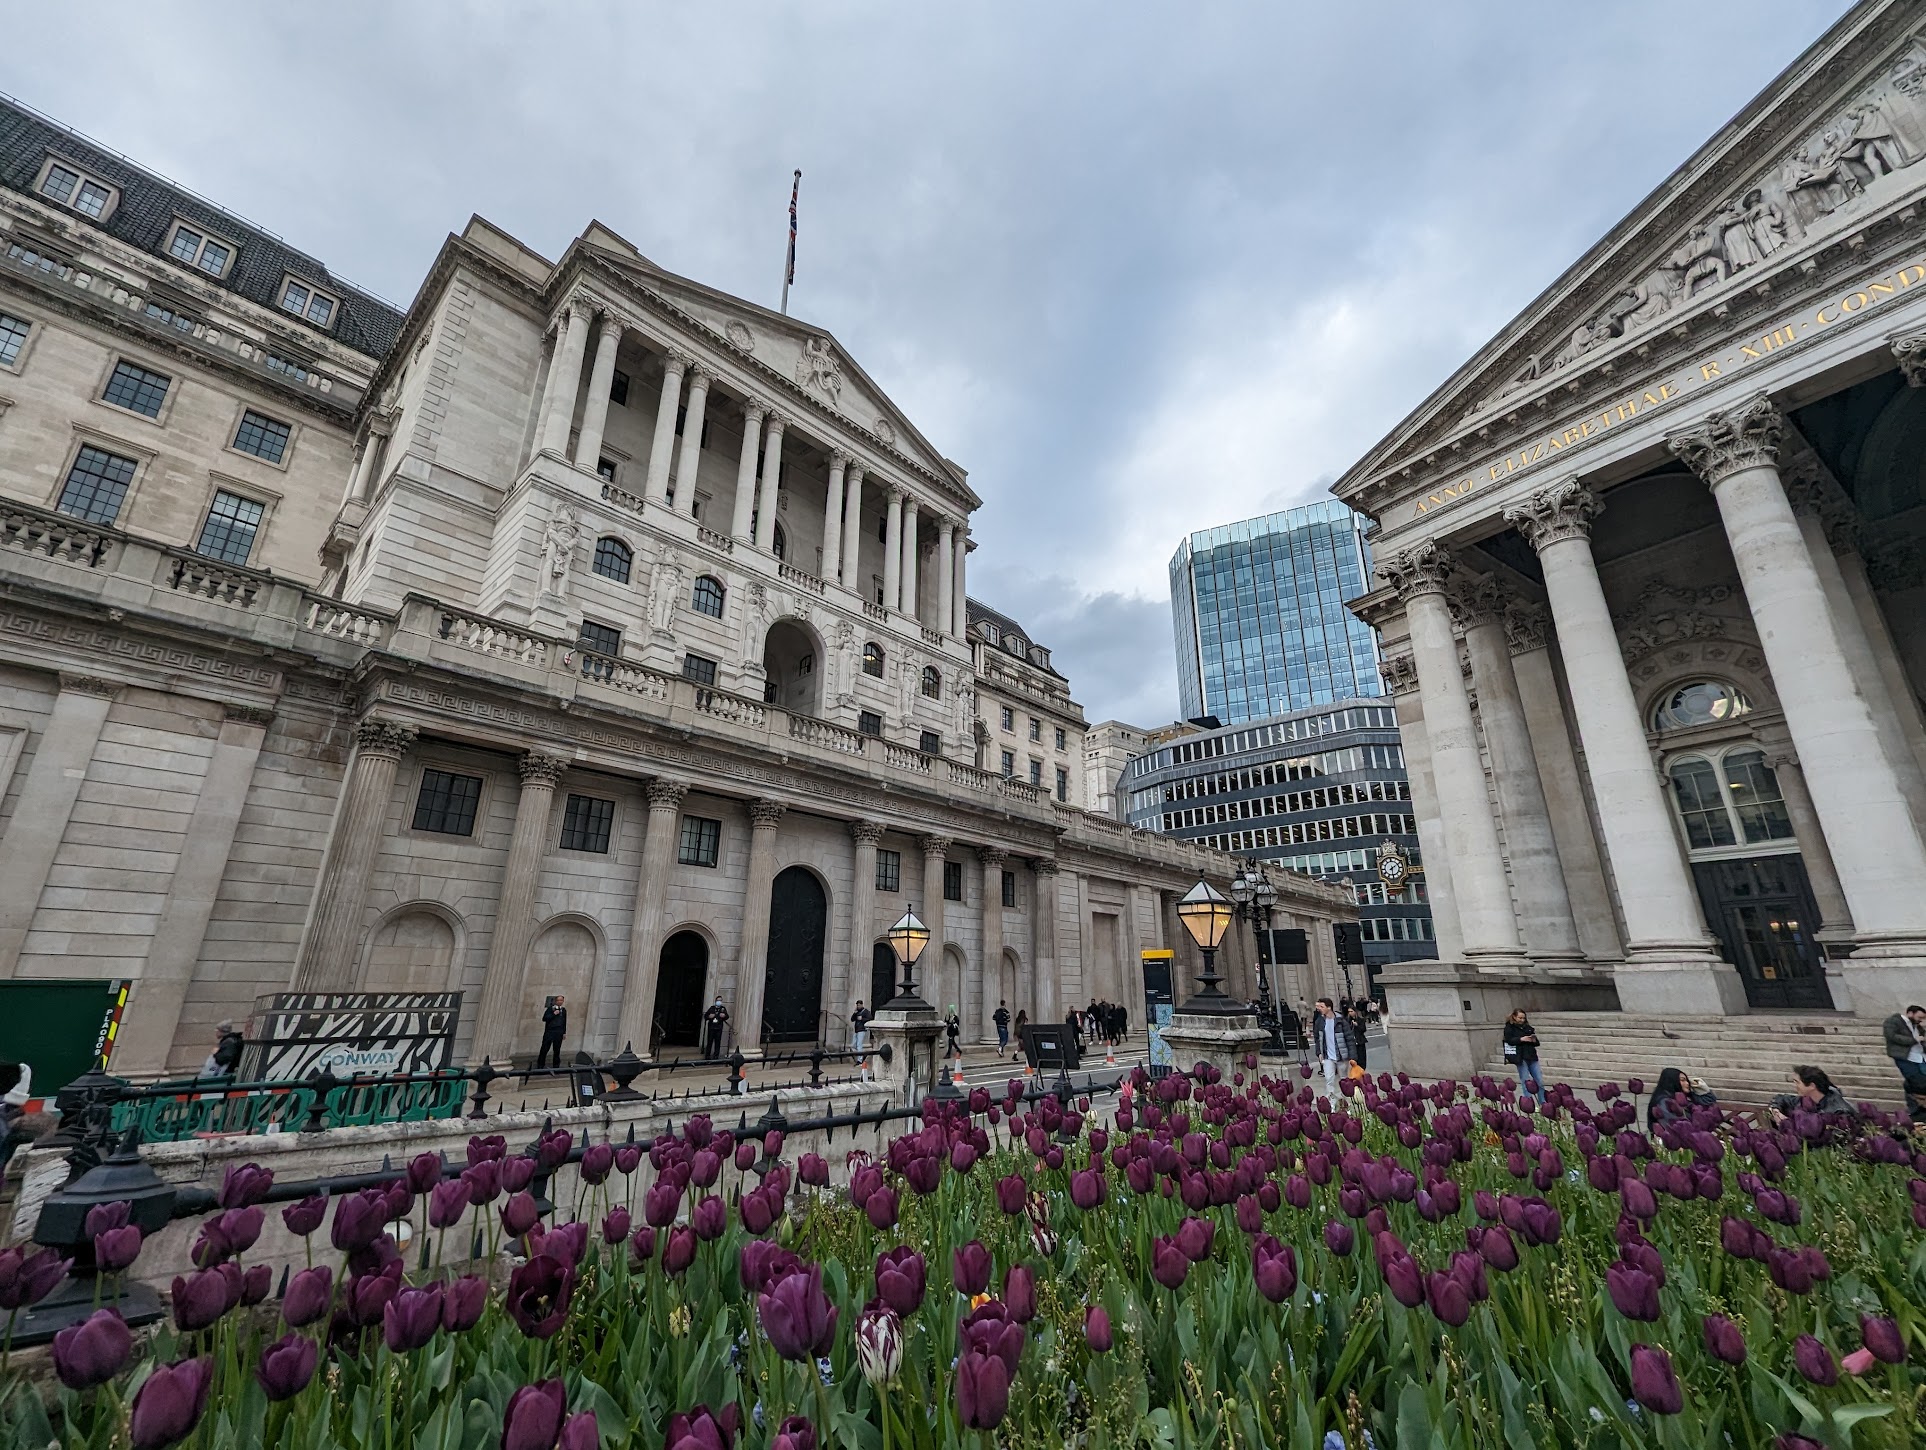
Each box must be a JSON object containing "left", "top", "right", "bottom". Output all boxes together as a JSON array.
[{"left": 1169, "top": 499, "right": 1381, "bottom": 725}]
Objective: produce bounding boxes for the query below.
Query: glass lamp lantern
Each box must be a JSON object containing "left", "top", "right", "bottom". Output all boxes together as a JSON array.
[
  {"left": 884, "top": 907, "right": 932, "bottom": 1009},
  {"left": 1175, "top": 878, "right": 1242, "bottom": 1014}
]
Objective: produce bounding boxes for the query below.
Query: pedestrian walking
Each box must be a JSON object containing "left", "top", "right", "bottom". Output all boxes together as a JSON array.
[
  {"left": 1503, "top": 1009, "right": 1543, "bottom": 1103},
  {"left": 535, "top": 995, "right": 568, "bottom": 1071},
  {"left": 993, "top": 1000, "right": 1011, "bottom": 1057},
  {"left": 701, "top": 996, "right": 730, "bottom": 1061},
  {"left": 1066, "top": 1007, "right": 1084, "bottom": 1057},
  {"left": 944, "top": 1004, "right": 962, "bottom": 1064},
  {"left": 1345, "top": 1001, "right": 1369, "bottom": 1076},
  {"left": 1312, "top": 998, "right": 1342, "bottom": 1095},
  {"left": 199, "top": 1020, "right": 244, "bottom": 1082},
  {"left": 850, "top": 999, "right": 873, "bottom": 1079},
  {"left": 1882, "top": 1004, "right": 1926, "bottom": 1123}
]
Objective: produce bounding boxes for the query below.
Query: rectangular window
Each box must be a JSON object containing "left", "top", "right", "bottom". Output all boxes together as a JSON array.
[
  {"left": 103, "top": 360, "right": 171, "bottom": 417},
  {"left": 944, "top": 860, "right": 963, "bottom": 901},
  {"left": 918, "top": 729, "right": 942, "bottom": 755},
  {"left": 40, "top": 162, "right": 113, "bottom": 218},
  {"left": 1001, "top": 871, "right": 1017, "bottom": 908},
  {"left": 1055, "top": 727, "right": 1067, "bottom": 750},
  {"left": 677, "top": 815, "right": 721, "bottom": 867},
  {"left": 858, "top": 711, "right": 884, "bottom": 737},
  {"left": 56, "top": 445, "right": 138, "bottom": 524},
  {"left": 232, "top": 409, "right": 291, "bottom": 464},
  {"left": 412, "top": 768, "right": 483, "bottom": 836},
  {"left": 877, "top": 515, "right": 888, "bottom": 543},
  {"left": 559, "top": 793, "right": 614, "bottom": 854},
  {"left": 1028, "top": 718, "right": 1041, "bottom": 742},
  {"left": 580, "top": 620, "right": 622, "bottom": 658},
  {"left": 681, "top": 653, "right": 717, "bottom": 686},
  {"left": 597, "top": 458, "right": 617, "bottom": 482},
  {"left": 1000, "top": 706, "right": 1014, "bottom": 731},
  {"left": 610, "top": 369, "right": 630, "bottom": 406},
  {"left": 875, "top": 848, "right": 901, "bottom": 892},
  {"left": 0, "top": 312, "right": 29, "bottom": 367},
  {"left": 194, "top": 489, "right": 265, "bottom": 565},
  {"left": 1055, "top": 767, "right": 1069, "bottom": 802},
  {"left": 1029, "top": 759, "right": 1043, "bottom": 787},
  {"left": 1000, "top": 750, "right": 1016, "bottom": 777},
  {"left": 279, "top": 277, "right": 338, "bottom": 328},
  {"left": 165, "top": 221, "right": 233, "bottom": 277}
]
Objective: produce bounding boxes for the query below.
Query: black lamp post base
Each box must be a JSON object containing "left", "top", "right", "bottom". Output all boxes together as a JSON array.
[{"left": 9, "top": 1275, "right": 163, "bottom": 1347}]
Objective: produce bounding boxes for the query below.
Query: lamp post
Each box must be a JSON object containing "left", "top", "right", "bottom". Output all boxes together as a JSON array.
[
  {"left": 1173, "top": 878, "right": 1240, "bottom": 1014},
  {"left": 884, "top": 907, "right": 932, "bottom": 1013},
  {"left": 1228, "top": 858, "right": 1282, "bottom": 1047}
]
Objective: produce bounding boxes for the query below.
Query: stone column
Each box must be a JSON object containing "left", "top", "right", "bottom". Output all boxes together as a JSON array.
[
  {"left": 733, "top": 800, "right": 786, "bottom": 1051},
  {"left": 1379, "top": 655, "right": 1463, "bottom": 963},
  {"left": 754, "top": 415, "right": 786, "bottom": 553},
  {"left": 731, "top": 403, "right": 766, "bottom": 542},
  {"left": 573, "top": 310, "right": 626, "bottom": 470},
  {"left": 1784, "top": 477, "right": 1926, "bottom": 822},
  {"left": 672, "top": 365, "right": 712, "bottom": 515},
  {"left": 935, "top": 518, "right": 956, "bottom": 636},
  {"left": 1453, "top": 580, "right": 1584, "bottom": 963},
  {"left": 1507, "top": 607, "right": 1623, "bottom": 963},
  {"left": 0, "top": 675, "right": 118, "bottom": 977},
  {"left": 1504, "top": 479, "right": 1734, "bottom": 1012},
  {"left": 953, "top": 531, "right": 969, "bottom": 639},
  {"left": 1758, "top": 743, "right": 1853, "bottom": 945},
  {"left": 920, "top": 835, "right": 951, "bottom": 1017},
  {"left": 1838, "top": 545, "right": 1926, "bottom": 781},
  {"left": 1378, "top": 544, "right": 1528, "bottom": 969},
  {"left": 977, "top": 846, "right": 1005, "bottom": 1044},
  {"left": 840, "top": 466, "right": 867, "bottom": 591},
  {"left": 470, "top": 753, "right": 568, "bottom": 1065},
  {"left": 848, "top": 822, "right": 883, "bottom": 1022},
  {"left": 1032, "top": 859, "right": 1060, "bottom": 1022},
  {"left": 112, "top": 706, "right": 270, "bottom": 1075},
  {"left": 1671, "top": 398, "right": 1926, "bottom": 992},
  {"left": 900, "top": 499, "right": 921, "bottom": 623},
  {"left": 882, "top": 486, "right": 904, "bottom": 610},
  {"left": 643, "top": 349, "right": 690, "bottom": 506},
  {"left": 293, "top": 718, "right": 417, "bottom": 991},
  {"left": 615, "top": 778, "right": 688, "bottom": 1056},
  {"left": 537, "top": 304, "right": 592, "bottom": 459},
  {"left": 822, "top": 451, "right": 849, "bottom": 585},
  {"left": 351, "top": 419, "right": 393, "bottom": 505}
]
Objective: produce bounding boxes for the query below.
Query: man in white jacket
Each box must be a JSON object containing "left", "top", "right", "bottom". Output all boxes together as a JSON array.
[{"left": 1312, "top": 999, "right": 1342, "bottom": 1095}]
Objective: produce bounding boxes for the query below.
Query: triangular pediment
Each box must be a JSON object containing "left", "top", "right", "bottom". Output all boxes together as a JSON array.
[
  {"left": 580, "top": 240, "right": 977, "bottom": 507},
  {"left": 1339, "top": 0, "right": 1926, "bottom": 499}
]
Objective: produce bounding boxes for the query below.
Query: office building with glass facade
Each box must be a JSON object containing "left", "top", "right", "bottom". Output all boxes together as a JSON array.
[{"left": 1169, "top": 500, "right": 1382, "bottom": 725}]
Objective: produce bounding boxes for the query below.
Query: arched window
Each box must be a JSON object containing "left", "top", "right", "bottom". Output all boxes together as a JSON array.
[
  {"left": 773, "top": 523, "right": 787, "bottom": 561},
  {"left": 1667, "top": 746, "right": 1794, "bottom": 852},
  {"left": 1651, "top": 680, "right": 1751, "bottom": 732},
  {"left": 921, "top": 665, "right": 942, "bottom": 699},
  {"left": 591, "top": 536, "right": 632, "bottom": 584},
  {"left": 691, "top": 575, "right": 725, "bottom": 618},
  {"left": 863, "top": 643, "right": 885, "bottom": 678}
]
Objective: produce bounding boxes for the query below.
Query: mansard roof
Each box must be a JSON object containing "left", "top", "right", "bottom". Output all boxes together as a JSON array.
[
  {"left": 0, "top": 93, "right": 405, "bottom": 360},
  {"left": 1334, "top": 0, "right": 1923, "bottom": 511},
  {"left": 966, "top": 597, "right": 1067, "bottom": 680}
]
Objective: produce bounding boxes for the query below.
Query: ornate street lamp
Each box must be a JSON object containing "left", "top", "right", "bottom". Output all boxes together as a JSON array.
[
  {"left": 884, "top": 907, "right": 932, "bottom": 1012},
  {"left": 1174, "top": 878, "right": 1240, "bottom": 1014},
  {"left": 1229, "top": 858, "right": 1282, "bottom": 1043}
]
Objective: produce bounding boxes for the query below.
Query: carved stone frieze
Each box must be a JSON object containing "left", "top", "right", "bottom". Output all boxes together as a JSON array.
[
  {"left": 0, "top": 610, "right": 281, "bottom": 688},
  {"left": 1377, "top": 653, "right": 1419, "bottom": 696},
  {"left": 1867, "top": 536, "right": 1926, "bottom": 591},
  {"left": 1504, "top": 477, "right": 1603, "bottom": 551},
  {"left": 795, "top": 337, "right": 843, "bottom": 406},
  {"left": 1611, "top": 578, "right": 1750, "bottom": 666},
  {"left": 1667, "top": 394, "right": 1785, "bottom": 485},
  {"left": 222, "top": 702, "right": 277, "bottom": 727},
  {"left": 58, "top": 673, "right": 120, "bottom": 697}
]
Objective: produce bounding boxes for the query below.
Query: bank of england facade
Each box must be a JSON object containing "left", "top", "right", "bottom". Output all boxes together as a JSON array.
[
  {"left": 1340, "top": 0, "right": 1926, "bottom": 1079},
  {"left": 0, "top": 100, "right": 1350, "bottom": 1078}
]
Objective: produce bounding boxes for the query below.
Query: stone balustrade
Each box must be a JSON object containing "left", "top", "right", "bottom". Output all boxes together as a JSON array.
[
  {"left": 778, "top": 561, "right": 827, "bottom": 596},
  {"left": 302, "top": 597, "right": 393, "bottom": 647}
]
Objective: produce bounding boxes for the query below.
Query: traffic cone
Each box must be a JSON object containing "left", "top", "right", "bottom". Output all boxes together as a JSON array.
[
  {"left": 951, "top": 1053, "right": 966, "bottom": 1089},
  {"left": 1104, "top": 1040, "right": 1117, "bottom": 1068}
]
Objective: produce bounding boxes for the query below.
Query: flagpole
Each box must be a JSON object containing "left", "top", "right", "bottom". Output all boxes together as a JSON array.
[{"left": 781, "top": 169, "right": 801, "bottom": 315}]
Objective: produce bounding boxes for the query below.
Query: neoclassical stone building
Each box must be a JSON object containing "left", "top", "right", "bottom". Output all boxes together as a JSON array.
[
  {"left": 0, "top": 101, "right": 1350, "bottom": 1075},
  {"left": 1339, "top": 0, "right": 1926, "bottom": 1077}
]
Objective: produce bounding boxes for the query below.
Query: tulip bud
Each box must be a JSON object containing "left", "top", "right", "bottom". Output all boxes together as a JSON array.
[
  {"left": 1792, "top": 1333, "right": 1836, "bottom": 1387},
  {"left": 501, "top": 1380, "right": 567, "bottom": 1450},
  {"left": 1702, "top": 1313, "right": 1747, "bottom": 1365},
  {"left": 131, "top": 1357, "right": 213, "bottom": 1450},
  {"left": 856, "top": 1305, "right": 904, "bottom": 1386},
  {"left": 52, "top": 1307, "right": 133, "bottom": 1390},
  {"left": 1628, "top": 1343, "right": 1682, "bottom": 1414}
]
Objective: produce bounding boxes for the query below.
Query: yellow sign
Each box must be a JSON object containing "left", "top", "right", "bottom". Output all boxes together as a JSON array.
[
  {"left": 1140, "top": 950, "right": 1175, "bottom": 962},
  {"left": 1412, "top": 258, "right": 1926, "bottom": 519}
]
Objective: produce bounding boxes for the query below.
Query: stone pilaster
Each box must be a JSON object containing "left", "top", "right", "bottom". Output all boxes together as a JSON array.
[
  {"left": 977, "top": 846, "right": 1005, "bottom": 1044},
  {"left": 470, "top": 753, "right": 569, "bottom": 1064},
  {"left": 615, "top": 778, "right": 688, "bottom": 1056},
  {"left": 847, "top": 821, "right": 883, "bottom": 1024},
  {"left": 919, "top": 835, "right": 952, "bottom": 1018},
  {"left": 1031, "top": 858, "right": 1060, "bottom": 1022},
  {"left": 952, "top": 531, "right": 970, "bottom": 642},
  {"left": 936, "top": 518, "right": 956, "bottom": 635},
  {"left": 1378, "top": 652, "right": 1463, "bottom": 965},
  {"left": 840, "top": 465, "right": 867, "bottom": 591},
  {"left": 899, "top": 498, "right": 921, "bottom": 622},
  {"left": 733, "top": 800, "right": 786, "bottom": 1049}
]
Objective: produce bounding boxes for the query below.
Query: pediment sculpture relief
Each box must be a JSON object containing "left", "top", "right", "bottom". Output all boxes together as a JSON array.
[
  {"left": 1611, "top": 578, "right": 1749, "bottom": 665},
  {"left": 796, "top": 336, "right": 844, "bottom": 406},
  {"left": 1470, "top": 37, "right": 1926, "bottom": 419}
]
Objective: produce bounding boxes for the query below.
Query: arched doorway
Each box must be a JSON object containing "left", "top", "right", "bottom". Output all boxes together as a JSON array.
[
  {"left": 653, "top": 931, "right": 708, "bottom": 1050},
  {"left": 763, "top": 866, "right": 826, "bottom": 1042},
  {"left": 871, "top": 941, "right": 898, "bottom": 1010},
  {"left": 762, "top": 618, "right": 822, "bottom": 716},
  {"left": 518, "top": 920, "right": 598, "bottom": 1059},
  {"left": 360, "top": 908, "right": 456, "bottom": 993}
]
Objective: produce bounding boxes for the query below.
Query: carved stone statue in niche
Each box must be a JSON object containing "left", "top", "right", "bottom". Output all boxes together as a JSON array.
[
  {"left": 650, "top": 547, "right": 685, "bottom": 636},
  {"left": 832, "top": 619, "right": 856, "bottom": 706},
  {"left": 541, "top": 504, "right": 581, "bottom": 598},
  {"left": 741, "top": 581, "right": 771, "bottom": 662},
  {"left": 795, "top": 336, "right": 843, "bottom": 405},
  {"left": 955, "top": 673, "right": 976, "bottom": 732}
]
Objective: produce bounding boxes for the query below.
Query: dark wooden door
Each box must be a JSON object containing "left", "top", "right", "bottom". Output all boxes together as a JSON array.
[
  {"left": 1691, "top": 856, "right": 1832, "bottom": 1010},
  {"left": 763, "top": 867, "right": 827, "bottom": 1042},
  {"left": 653, "top": 932, "right": 708, "bottom": 1048},
  {"left": 871, "top": 942, "right": 899, "bottom": 1008}
]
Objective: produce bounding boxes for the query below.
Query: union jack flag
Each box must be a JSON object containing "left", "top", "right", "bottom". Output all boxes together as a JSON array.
[{"left": 785, "top": 169, "right": 801, "bottom": 287}]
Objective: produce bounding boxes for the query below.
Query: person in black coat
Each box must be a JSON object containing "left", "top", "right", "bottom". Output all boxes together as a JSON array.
[
  {"left": 701, "top": 997, "right": 730, "bottom": 1060},
  {"left": 1502, "top": 1009, "right": 1542, "bottom": 1103},
  {"left": 536, "top": 996, "right": 568, "bottom": 1070}
]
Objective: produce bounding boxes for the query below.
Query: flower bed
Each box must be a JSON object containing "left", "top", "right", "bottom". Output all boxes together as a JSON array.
[{"left": 3, "top": 1063, "right": 1922, "bottom": 1449}]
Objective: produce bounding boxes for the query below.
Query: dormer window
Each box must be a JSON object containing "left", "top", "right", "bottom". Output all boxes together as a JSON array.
[
  {"left": 37, "top": 160, "right": 116, "bottom": 221},
  {"left": 165, "top": 220, "right": 236, "bottom": 278},
  {"left": 278, "top": 276, "right": 338, "bottom": 329}
]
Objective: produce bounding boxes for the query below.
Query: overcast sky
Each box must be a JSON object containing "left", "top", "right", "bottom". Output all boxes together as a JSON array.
[{"left": 4, "top": 2, "right": 1846, "bottom": 724}]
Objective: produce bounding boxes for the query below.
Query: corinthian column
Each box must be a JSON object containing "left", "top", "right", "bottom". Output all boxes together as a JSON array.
[
  {"left": 643, "top": 349, "right": 690, "bottom": 506},
  {"left": 936, "top": 518, "right": 956, "bottom": 635},
  {"left": 952, "top": 531, "right": 969, "bottom": 640},
  {"left": 616, "top": 778, "right": 688, "bottom": 1056},
  {"left": 847, "top": 822, "right": 883, "bottom": 1025},
  {"left": 1378, "top": 543, "right": 1528, "bottom": 969},
  {"left": 471, "top": 753, "right": 568, "bottom": 1064},
  {"left": 882, "top": 486, "right": 904, "bottom": 609},
  {"left": 1670, "top": 397, "right": 1926, "bottom": 979},
  {"left": 733, "top": 800, "right": 786, "bottom": 1050},
  {"left": 920, "top": 835, "right": 951, "bottom": 1015},
  {"left": 573, "top": 310, "right": 626, "bottom": 470},
  {"left": 900, "top": 498, "right": 921, "bottom": 622},
  {"left": 1504, "top": 479, "right": 1732, "bottom": 1009},
  {"left": 672, "top": 364, "right": 713, "bottom": 514},
  {"left": 977, "top": 846, "right": 1005, "bottom": 1044},
  {"left": 840, "top": 465, "right": 867, "bottom": 591},
  {"left": 538, "top": 303, "right": 592, "bottom": 459},
  {"left": 293, "top": 718, "right": 416, "bottom": 991},
  {"left": 1378, "top": 653, "right": 1462, "bottom": 964},
  {"left": 731, "top": 402, "right": 766, "bottom": 542},
  {"left": 823, "top": 451, "right": 850, "bottom": 584},
  {"left": 755, "top": 415, "right": 787, "bottom": 553},
  {"left": 1451, "top": 578, "right": 1583, "bottom": 963}
]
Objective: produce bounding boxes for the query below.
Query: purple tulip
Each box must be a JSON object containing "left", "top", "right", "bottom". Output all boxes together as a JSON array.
[
  {"left": 502, "top": 1379, "right": 567, "bottom": 1450},
  {"left": 557, "top": 1412, "right": 599, "bottom": 1450},
  {"left": 278, "top": 1263, "right": 333, "bottom": 1327},
  {"left": 1324, "top": 1219, "right": 1355, "bottom": 1256},
  {"left": 506, "top": 1254, "right": 575, "bottom": 1340},
  {"left": 530, "top": 1220, "right": 588, "bottom": 1270},
  {"left": 735, "top": 1142, "right": 758, "bottom": 1172},
  {"left": 629, "top": 1225, "right": 657, "bottom": 1267},
  {"left": 0, "top": 1244, "right": 69, "bottom": 1311},
  {"left": 405, "top": 1152, "right": 443, "bottom": 1195},
  {"left": 663, "top": 1226, "right": 697, "bottom": 1276},
  {"left": 171, "top": 1266, "right": 237, "bottom": 1332},
  {"left": 1252, "top": 1235, "right": 1297, "bottom": 1303},
  {"left": 1375, "top": 1237, "right": 1425, "bottom": 1309},
  {"left": 1862, "top": 1314, "right": 1903, "bottom": 1365},
  {"left": 427, "top": 1179, "right": 470, "bottom": 1230},
  {"left": 501, "top": 1192, "right": 542, "bottom": 1239},
  {"left": 1793, "top": 1333, "right": 1837, "bottom": 1386},
  {"left": 758, "top": 1261, "right": 838, "bottom": 1360},
  {"left": 875, "top": 1246, "right": 927, "bottom": 1317},
  {"left": 663, "top": 1404, "right": 741, "bottom": 1450},
  {"left": 1627, "top": 1343, "right": 1682, "bottom": 1413},
  {"left": 1425, "top": 1270, "right": 1470, "bottom": 1327},
  {"left": 1479, "top": 1226, "right": 1519, "bottom": 1272},
  {"left": 956, "top": 1343, "right": 1011, "bottom": 1430},
  {"left": 741, "top": 1242, "right": 801, "bottom": 1294},
  {"left": 1151, "top": 1235, "right": 1189, "bottom": 1290},
  {"left": 330, "top": 1188, "right": 389, "bottom": 1253},
  {"left": 1703, "top": 1313, "right": 1747, "bottom": 1365},
  {"left": 686, "top": 1195, "right": 723, "bottom": 1241},
  {"left": 1718, "top": 1215, "right": 1756, "bottom": 1260},
  {"left": 952, "top": 1239, "right": 992, "bottom": 1296},
  {"left": 461, "top": 1162, "right": 503, "bottom": 1208},
  {"left": 764, "top": 1415, "right": 812, "bottom": 1450},
  {"left": 615, "top": 1144, "right": 642, "bottom": 1177},
  {"left": 1606, "top": 1262, "right": 1660, "bottom": 1322},
  {"left": 1176, "top": 1216, "right": 1215, "bottom": 1263},
  {"left": 643, "top": 1180, "right": 680, "bottom": 1228},
  {"left": 219, "top": 1163, "right": 274, "bottom": 1209},
  {"left": 348, "top": 1271, "right": 399, "bottom": 1327},
  {"left": 593, "top": 1206, "right": 629, "bottom": 1247},
  {"left": 739, "top": 1186, "right": 778, "bottom": 1237},
  {"left": 996, "top": 1174, "right": 1027, "bottom": 1216},
  {"left": 1004, "top": 1263, "right": 1038, "bottom": 1323},
  {"left": 95, "top": 1223, "right": 144, "bottom": 1274},
  {"left": 130, "top": 1357, "right": 213, "bottom": 1450},
  {"left": 240, "top": 1263, "right": 273, "bottom": 1306},
  {"left": 1767, "top": 1247, "right": 1814, "bottom": 1295},
  {"left": 535, "top": 1129, "right": 573, "bottom": 1171},
  {"left": 52, "top": 1307, "right": 132, "bottom": 1390},
  {"left": 865, "top": 1186, "right": 900, "bottom": 1231},
  {"left": 579, "top": 1143, "right": 615, "bottom": 1186},
  {"left": 1070, "top": 1168, "right": 1106, "bottom": 1211},
  {"left": 255, "top": 1333, "right": 318, "bottom": 1401},
  {"left": 384, "top": 1283, "right": 444, "bottom": 1352},
  {"left": 1086, "top": 1305, "right": 1113, "bottom": 1352},
  {"left": 960, "top": 1297, "right": 1026, "bottom": 1374},
  {"left": 500, "top": 1157, "right": 536, "bottom": 1193},
  {"left": 85, "top": 1201, "right": 131, "bottom": 1238},
  {"left": 442, "top": 1274, "right": 488, "bottom": 1332},
  {"left": 1773, "top": 1438, "right": 1826, "bottom": 1450}
]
